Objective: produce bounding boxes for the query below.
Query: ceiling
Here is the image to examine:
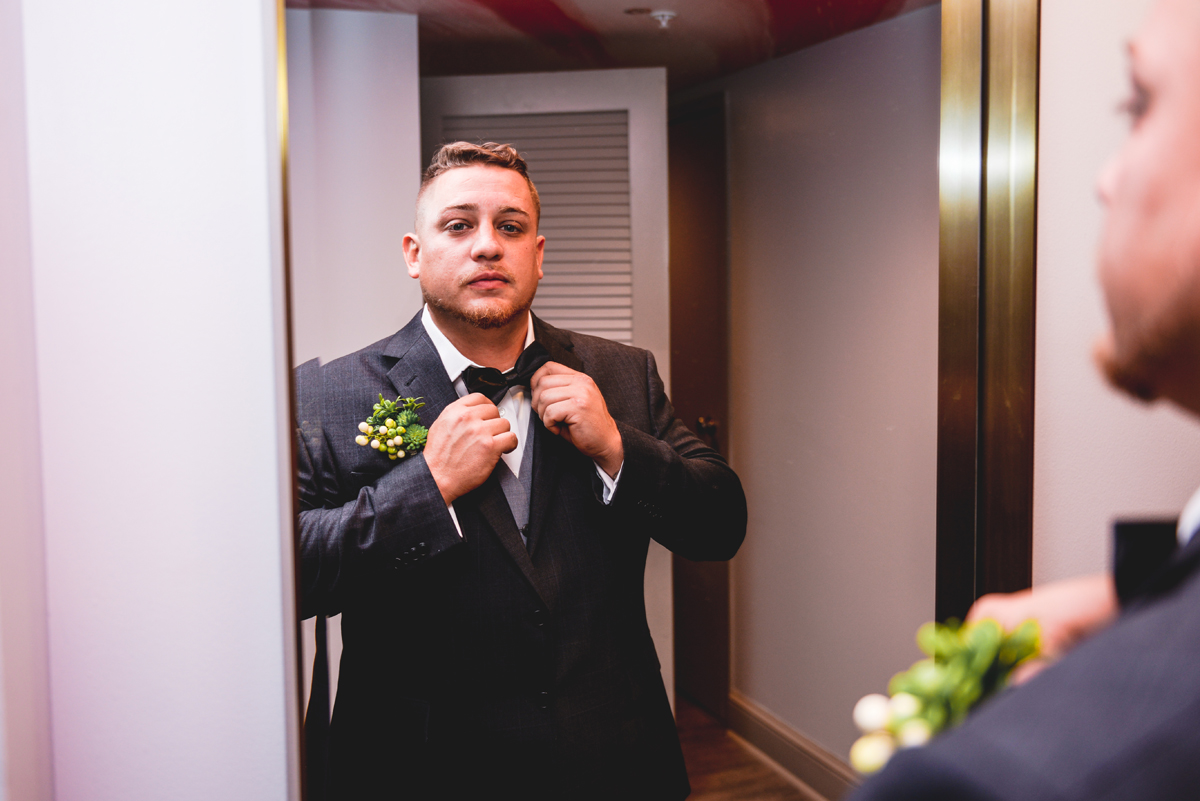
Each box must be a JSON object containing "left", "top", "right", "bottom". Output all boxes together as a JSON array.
[{"left": 287, "top": 0, "right": 939, "bottom": 90}]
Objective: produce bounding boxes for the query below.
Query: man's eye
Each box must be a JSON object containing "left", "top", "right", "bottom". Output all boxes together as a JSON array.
[
  {"left": 447, "top": 222, "right": 470, "bottom": 232},
  {"left": 499, "top": 223, "right": 522, "bottom": 233},
  {"left": 1119, "top": 81, "right": 1151, "bottom": 125}
]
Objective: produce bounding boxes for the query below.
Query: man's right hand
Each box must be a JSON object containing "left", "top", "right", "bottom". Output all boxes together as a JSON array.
[
  {"left": 424, "top": 394, "right": 517, "bottom": 506},
  {"left": 967, "top": 572, "right": 1118, "bottom": 684}
]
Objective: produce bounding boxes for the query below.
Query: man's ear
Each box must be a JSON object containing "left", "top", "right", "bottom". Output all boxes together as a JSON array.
[
  {"left": 535, "top": 235, "right": 545, "bottom": 281},
  {"left": 402, "top": 233, "right": 421, "bottom": 279}
]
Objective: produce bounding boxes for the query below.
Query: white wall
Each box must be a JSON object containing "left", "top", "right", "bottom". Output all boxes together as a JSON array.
[
  {"left": 1033, "top": 0, "right": 1200, "bottom": 584},
  {"left": 286, "top": 9, "right": 423, "bottom": 367},
  {"left": 285, "top": 6, "right": 422, "bottom": 709},
  {"left": 700, "top": 6, "right": 942, "bottom": 758},
  {"left": 4, "top": 0, "right": 299, "bottom": 798},
  {"left": 0, "top": 0, "right": 53, "bottom": 796}
]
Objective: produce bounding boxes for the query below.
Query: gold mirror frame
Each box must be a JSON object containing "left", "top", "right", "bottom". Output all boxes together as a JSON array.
[{"left": 938, "top": 0, "right": 1040, "bottom": 621}]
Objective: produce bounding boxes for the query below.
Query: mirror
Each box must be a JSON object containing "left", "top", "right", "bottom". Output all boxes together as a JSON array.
[{"left": 282, "top": 2, "right": 948, "bottom": 796}]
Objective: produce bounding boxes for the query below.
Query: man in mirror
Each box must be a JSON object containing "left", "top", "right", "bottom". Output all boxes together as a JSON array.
[
  {"left": 295, "top": 141, "right": 747, "bottom": 799},
  {"left": 852, "top": 0, "right": 1200, "bottom": 797}
]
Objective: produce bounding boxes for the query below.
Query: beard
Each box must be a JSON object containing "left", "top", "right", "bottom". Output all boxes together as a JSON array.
[
  {"left": 422, "top": 282, "right": 534, "bottom": 331},
  {"left": 1097, "top": 275, "right": 1200, "bottom": 402}
]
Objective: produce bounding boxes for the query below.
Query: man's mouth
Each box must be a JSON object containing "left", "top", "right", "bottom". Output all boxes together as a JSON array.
[{"left": 465, "top": 271, "right": 510, "bottom": 290}]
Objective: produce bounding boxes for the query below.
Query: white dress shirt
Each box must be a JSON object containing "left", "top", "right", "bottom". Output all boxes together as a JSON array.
[
  {"left": 1178, "top": 484, "right": 1200, "bottom": 545},
  {"left": 421, "top": 306, "right": 622, "bottom": 536}
]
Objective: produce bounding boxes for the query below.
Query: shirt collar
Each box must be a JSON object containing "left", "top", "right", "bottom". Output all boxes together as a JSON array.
[
  {"left": 420, "top": 305, "right": 534, "bottom": 384},
  {"left": 1178, "top": 483, "right": 1200, "bottom": 545}
]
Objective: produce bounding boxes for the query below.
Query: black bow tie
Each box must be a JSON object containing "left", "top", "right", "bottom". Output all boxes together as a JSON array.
[{"left": 463, "top": 342, "right": 552, "bottom": 404}]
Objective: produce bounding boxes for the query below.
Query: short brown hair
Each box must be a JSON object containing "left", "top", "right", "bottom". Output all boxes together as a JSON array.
[{"left": 419, "top": 141, "right": 541, "bottom": 223}]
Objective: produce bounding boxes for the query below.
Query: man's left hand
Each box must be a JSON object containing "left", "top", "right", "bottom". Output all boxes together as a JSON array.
[{"left": 531, "top": 362, "right": 623, "bottom": 478}]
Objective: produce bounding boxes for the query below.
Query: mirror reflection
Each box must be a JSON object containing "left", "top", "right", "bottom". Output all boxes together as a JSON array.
[{"left": 285, "top": 2, "right": 940, "bottom": 797}]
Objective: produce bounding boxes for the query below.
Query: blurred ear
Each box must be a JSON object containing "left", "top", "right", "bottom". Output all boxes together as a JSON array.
[{"left": 535, "top": 235, "right": 545, "bottom": 281}]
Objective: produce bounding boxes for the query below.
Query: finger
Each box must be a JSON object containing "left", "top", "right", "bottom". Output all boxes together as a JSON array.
[
  {"left": 493, "top": 431, "right": 519, "bottom": 453},
  {"left": 531, "top": 379, "right": 586, "bottom": 404},
  {"left": 531, "top": 362, "right": 577, "bottom": 390},
  {"left": 1009, "top": 658, "right": 1048, "bottom": 686},
  {"left": 480, "top": 417, "right": 512, "bottom": 436},
  {"left": 534, "top": 361, "right": 574, "bottom": 377},
  {"left": 539, "top": 398, "right": 581, "bottom": 432},
  {"left": 534, "top": 385, "right": 587, "bottom": 408},
  {"left": 460, "top": 392, "right": 500, "bottom": 408}
]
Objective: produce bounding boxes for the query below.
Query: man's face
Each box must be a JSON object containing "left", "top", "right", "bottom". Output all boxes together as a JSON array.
[
  {"left": 1096, "top": 0, "right": 1200, "bottom": 401},
  {"left": 404, "top": 165, "right": 544, "bottom": 330}
]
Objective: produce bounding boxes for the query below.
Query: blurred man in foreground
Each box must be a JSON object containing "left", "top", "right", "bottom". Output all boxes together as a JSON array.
[{"left": 852, "top": 0, "right": 1200, "bottom": 797}]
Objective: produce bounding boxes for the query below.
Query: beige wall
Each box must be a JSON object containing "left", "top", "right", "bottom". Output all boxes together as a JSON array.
[
  {"left": 697, "top": 6, "right": 942, "bottom": 759},
  {"left": 1033, "top": 0, "right": 1200, "bottom": 584}
]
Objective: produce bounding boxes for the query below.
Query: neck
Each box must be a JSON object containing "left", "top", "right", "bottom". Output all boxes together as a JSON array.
[{"left": 429, "top": 307, "right": 529, "bottom": 370}]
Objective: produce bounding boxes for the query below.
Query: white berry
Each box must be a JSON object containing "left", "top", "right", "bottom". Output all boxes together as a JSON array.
[
  {"left": 370, "top": 439, "right": 380, "bottom": 449},
  {"left": 358, "top": 422, "right": 370, "bottom": 434},
  {"left": 850, "top": 732, "right": 895, "bottom": 774},
  {"left": 890, "top": 692, "right": 921, "bottom": 721},
  {"left": 355, "top": 435, "right": 368, "bottom": 446},
  {"left": 897, "top": 718, "right": 932, "bottom": 748},
  {"left": 853, "top": 694, "right": 891, "bottom": 734}
]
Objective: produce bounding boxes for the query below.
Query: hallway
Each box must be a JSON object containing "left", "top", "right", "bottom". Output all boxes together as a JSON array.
[{"left": 677, "top": 699, "right": 827, "bottom": 801}]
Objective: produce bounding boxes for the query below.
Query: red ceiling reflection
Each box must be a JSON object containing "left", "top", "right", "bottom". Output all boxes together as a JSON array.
[{"left": 287, "top": 0, "right": 938, "bottom": 89}]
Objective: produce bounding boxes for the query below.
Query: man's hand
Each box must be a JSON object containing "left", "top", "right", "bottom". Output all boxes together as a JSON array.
[
  {"left": 424, "top": 394, "right": 517, "bottom": 506},
  {"left": 531, "top": 362, "right": 623, "bottom": 478},
  {"left": 967, "top": 573, "right": 1118, "bottom": 684}
]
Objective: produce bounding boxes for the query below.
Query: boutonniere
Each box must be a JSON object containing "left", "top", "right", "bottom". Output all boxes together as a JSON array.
[
  {"left": 849, "top": 618, "right": 1040, "bottom": 774},
  {"left": 354, "top": 395, "right": 428, "bottom": 461}
]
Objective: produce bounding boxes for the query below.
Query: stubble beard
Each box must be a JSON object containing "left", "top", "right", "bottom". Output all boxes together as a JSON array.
[
  {"left": 1098, "top": 267, "right": 1200, "bottom": 403},
  {"left": 422, "top": 284, "right": 534, "bottom": 331}
]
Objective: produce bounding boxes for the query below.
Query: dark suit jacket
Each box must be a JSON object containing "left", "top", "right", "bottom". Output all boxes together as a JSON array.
[
  {"left": 849, "top": 520, "right": 1200, "bottom": 801},
  {"left": 295, "top": 311, "right": 747, "bottom": 800}
]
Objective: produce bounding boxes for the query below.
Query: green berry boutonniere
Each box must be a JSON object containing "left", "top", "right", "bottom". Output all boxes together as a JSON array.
[
  {"left": 849, "top": 618, "right": 1041, "bottom": 774},
  {"left": 354, "top": 395, "right": 428, "bottom": 461}
]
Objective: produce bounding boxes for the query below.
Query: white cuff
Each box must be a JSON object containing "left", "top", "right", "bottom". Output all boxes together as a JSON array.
[
  {"left": 447, "top": 503, "right": 464, "bottom": 538},
  {"left": 595, "top": 461, "right": 623, "bottom": 504}
]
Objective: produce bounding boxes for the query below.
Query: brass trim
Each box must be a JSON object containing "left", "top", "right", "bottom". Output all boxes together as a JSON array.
[
  {"left": 937, "top": 0, "right": 985, "bottom": 621},
  {"left": 978, "top": 0, "right": 1038, "bottom": 597},
  {"left": 937, "top": 0, "right": 1039, "bottom": 619},
  {"left": 274, "top": 1, "right": 307, "bottom": 799}
]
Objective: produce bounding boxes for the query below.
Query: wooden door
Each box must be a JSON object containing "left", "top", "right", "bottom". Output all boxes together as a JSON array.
[{"left": 669, "top": 94, "right": 731, "bottom": 725}]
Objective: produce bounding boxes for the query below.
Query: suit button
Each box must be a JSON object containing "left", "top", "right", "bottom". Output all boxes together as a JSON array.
[
  {"left": 532, "top": 608, "right": 544, "bottom": 628},
  {"left": 538, "top": 691, "right": 550, "bottom": 710}
]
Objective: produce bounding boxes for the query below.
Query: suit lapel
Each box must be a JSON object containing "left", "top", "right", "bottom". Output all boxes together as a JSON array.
[
  {"left": 525, "top": 316, "right": 584, "bottom": 566},
  {"left": 382, "top": 314, "right": 459, "bottom": 421},
  {"left": 384, "top": 311, "right": 558, "bottom": 609}
]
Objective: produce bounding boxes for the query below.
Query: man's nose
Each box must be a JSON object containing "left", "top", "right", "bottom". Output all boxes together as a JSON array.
[
  {"left": 471, "top": 225, "right": 503, "bottom": 260},
  {"left": 1096, "top": 155, "right": 1119, "bottom": 207}
]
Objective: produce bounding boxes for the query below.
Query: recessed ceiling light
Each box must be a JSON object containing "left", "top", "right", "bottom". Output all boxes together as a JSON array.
[{"left": 649, "top": 10, "right": 677, "bottom": 28}]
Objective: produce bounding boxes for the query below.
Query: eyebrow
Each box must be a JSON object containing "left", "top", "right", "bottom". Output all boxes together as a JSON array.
[{"left": 438, "top": 203, "right": 530, "bottom": 218}]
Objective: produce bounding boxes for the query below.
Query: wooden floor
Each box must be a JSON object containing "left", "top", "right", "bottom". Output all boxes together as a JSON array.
[{"left": 676, "top": 698, "right": 817, "bottom": 801}]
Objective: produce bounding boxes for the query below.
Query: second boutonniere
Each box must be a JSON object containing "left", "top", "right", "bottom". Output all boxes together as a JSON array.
[
  {"left": 849, "top": 618, "right": 1040, "bottom": 775},
  {"left": 355, "top": 395, "right": 428, "bottom": 460}
]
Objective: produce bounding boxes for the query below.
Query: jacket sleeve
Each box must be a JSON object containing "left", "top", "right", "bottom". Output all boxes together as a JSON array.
[
  {"left": 294, "top": 360, "right": 461, "bottom": 619},
  {"left": 607, "top": 349, "right": 747, "bottom": 561}
]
